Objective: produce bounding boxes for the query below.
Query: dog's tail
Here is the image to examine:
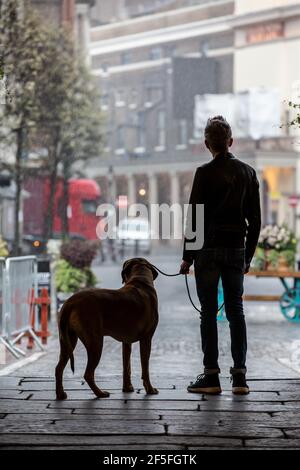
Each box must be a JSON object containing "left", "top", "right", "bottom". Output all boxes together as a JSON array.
[{"left": 58, "top": 301, "right": 75, "bottom": 373}]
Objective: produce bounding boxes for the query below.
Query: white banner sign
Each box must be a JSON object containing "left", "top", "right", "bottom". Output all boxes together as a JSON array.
[{"left": 194, "top": 88, "right": 281, "bottom": 140}]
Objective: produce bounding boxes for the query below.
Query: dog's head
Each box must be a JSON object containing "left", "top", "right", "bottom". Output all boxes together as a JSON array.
[{"left": 121, "top": 258, "right": 158, "bottom": 284}]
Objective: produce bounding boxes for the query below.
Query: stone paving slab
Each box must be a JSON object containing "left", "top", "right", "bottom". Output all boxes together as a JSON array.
[
  {"left": 0, "top": 434, "right": 244, "bottom": 449},
  {"left": 244, "top": 438, "right": 300, "bottom": 449},
  {"left": 284, "top": 429, "right": 300, "bottom": 439},
  {"left": 49, "top": 400, "right": 202, "bottom": 411},
  {"left": 198, "top": 402, "right": 300, "bottom": 412},
  {"left": 167, "top": 424, "right": 283, "bottom": 438},
  {"left": 2, "top": 413, "right": 163, "bottom": 422},
  {"left": 0, "top": 375, "right": 300, "bottom": 449},
  {"left": 0, "top": 422, "right": 165, "bottom": 435},
  {"left": 0, "top": 445, "right": 187, "bottom": 450}
]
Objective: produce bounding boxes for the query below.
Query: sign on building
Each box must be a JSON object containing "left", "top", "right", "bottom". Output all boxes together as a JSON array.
[
  {"left": 246, "top": 22, "right": 284, "bottom": 45},
  {"left": 194, "top": 88, "right": 281, "bottom": 140}
]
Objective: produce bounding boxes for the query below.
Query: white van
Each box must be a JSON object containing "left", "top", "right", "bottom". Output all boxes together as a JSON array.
[{"left": 116, "top": 217, "right": 151, "bottom": 254}]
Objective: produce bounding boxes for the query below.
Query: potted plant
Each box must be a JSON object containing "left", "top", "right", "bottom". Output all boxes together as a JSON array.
[
  {"left": 254, "top": 224, "right": 297, "bottom": 271},
  {"left": 55, "top": 240, "right": 99, "bottom": 306}
]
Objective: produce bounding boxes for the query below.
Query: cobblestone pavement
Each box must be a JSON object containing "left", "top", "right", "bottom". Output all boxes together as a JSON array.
[{"left": 1, "top": 253, "right": 300, "bottom": 449}]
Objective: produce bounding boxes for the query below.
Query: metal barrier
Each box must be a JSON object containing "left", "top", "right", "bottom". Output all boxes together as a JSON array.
[
  {"left": 0, "top": 257, "right": 14, "bottom": 356},
  {"left": 1, "top": 256, "right": 44, "bottom": 358},
  {"left": 0, "top": 257, "right": 5, "bottom": 330}
]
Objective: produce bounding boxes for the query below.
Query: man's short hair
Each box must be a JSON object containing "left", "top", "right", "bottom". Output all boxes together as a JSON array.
[{"left": 204, "top": 116, "right": 232, "bottom": 152}]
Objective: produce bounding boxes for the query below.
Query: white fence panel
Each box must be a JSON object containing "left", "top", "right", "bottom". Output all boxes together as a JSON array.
[{"left": 1, "top": 256, "right": 43, "bottom": 359}]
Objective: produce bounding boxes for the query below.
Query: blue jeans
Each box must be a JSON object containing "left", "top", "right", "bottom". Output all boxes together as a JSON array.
[{"left": 194, "top": 247, "right": 247, "bottom": 372}]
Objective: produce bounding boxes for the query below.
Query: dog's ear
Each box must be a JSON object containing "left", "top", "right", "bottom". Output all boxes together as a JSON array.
[
  {"left": 149, "top": 264, "right": 158, "bottom": 280},
  {"left": 121, "top": 260, "right": 133, "bottom": 283}
]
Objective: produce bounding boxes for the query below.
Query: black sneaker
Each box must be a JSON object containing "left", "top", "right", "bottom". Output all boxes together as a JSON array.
[
  {"left": 231, "top": 373, "right": 249, "bottom": 395},
  {"left": 187, "top": 373, "right": 222, "bottom": 394}
]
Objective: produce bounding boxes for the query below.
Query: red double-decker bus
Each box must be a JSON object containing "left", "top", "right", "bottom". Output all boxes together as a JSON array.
[{"left": 23, "top": 177, "right": 101, "bottom": 252}]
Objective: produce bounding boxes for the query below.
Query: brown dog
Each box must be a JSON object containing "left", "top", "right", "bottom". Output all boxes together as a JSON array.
[{"left": 55, "top": 258, "right": 159, "bottom": 400}]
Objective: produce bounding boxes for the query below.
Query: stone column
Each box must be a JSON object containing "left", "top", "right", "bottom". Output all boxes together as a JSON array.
[
  {"left": 127, "top": 174, "right": 136, "bottom": 206},
  {"left": 148, "top": 173, "right": 159, "bottom": 241},
  {"left": 108, "top": 175, "right": 117, "bottom": 206},
  {"left": 170, "top": 171, "right": 182, "bottom": 243},
  {"left": 75, "top": 3, "right": 91, "bottom": 65}
]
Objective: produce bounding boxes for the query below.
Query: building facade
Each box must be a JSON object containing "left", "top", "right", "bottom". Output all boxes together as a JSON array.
[
  {"left": 86, "top": 0, "right": 300, "bottom": 239},
  {"left": 233, "top": 0, "right": 300, "bottom": 235},
  {"left": 30, "top": 0, "right": 94, "bottom": 57},
  {"left": 88, "top": 1, "right": 235, "bottom": 215}
]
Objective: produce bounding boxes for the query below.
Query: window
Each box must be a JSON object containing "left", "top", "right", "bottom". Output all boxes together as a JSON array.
[
  {"left": 137, "top": 113, "right": 145, "bottom": 148},
  {"left": 115, "top": 89, "right": 125, "bottom": 107},
  {"left": 129, "top": 88, "right": 138, "bottom": 108},
  {"left": 100, "top": 93, "right": 109, "bottom": 110},
  {"left": 156, "top": 110, "right": 166, "bottom": 148},
  {"left": 121, "top": 51, "right": 132, "bottom": 65},
  {"left": 116, "top": 126, "right": 125, "bottom": 149},
  {"left": 129, "top": 112, "right": 138, "bottom": 126},
  {"left": 144, "top": 87, "right": 153, "bottom": 107},
  {"left": 150, "top": 47, "right": 163, "bottom": 61},
  {"left": 167, "top": 44, "right": 177, "bottom": 58},
  {"left": 178, "top": 119, "right": 188, "bottom": 147},
  {"left": 82, "top": 200, "right": 97, "bottom": 214},
  {"left": 101, "top": 62, "right": 110, "bottom": 73}
]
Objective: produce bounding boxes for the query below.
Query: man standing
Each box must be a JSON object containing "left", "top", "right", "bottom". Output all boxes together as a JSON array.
[{"left": 180, "top": 116, "right": 261, "bottom": 395}]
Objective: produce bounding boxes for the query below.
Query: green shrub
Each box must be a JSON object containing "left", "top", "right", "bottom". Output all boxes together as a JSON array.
[
  {"left": 55, "top": 259, "right": 97, "bottom": 293},
  {"left": 0, "top": 236, "right": 9, "bottom": 257},
  {"left": 280, "top": 249, "right": 295, "bottom": 268},
  {"left": 267, "top": 249, "right": 279, "bottom": 268},
  {"left": 252, "top": 247, "right": 265, "bottom": 271}
]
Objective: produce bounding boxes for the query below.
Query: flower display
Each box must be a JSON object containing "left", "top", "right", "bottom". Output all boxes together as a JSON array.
[
  {"left": 254, "top": 224, "right": 297, "bottom": 271},
  {"left": 258, "top": 224, "right": 296, "bottom": 252}
]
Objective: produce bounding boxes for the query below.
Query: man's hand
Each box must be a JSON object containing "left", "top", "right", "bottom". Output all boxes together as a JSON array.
[
  {"left": 180, "top": 260, "right": 192, "bottom": 275},
  {"left": 244, "top": 263, "right": 251, "bottom": 274}
]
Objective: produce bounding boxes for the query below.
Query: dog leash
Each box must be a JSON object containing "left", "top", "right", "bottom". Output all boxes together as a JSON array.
[{"left": 149, "top": 263, "right": 225, "bottom": 314}]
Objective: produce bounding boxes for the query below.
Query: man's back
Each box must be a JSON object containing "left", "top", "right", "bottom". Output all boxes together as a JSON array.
[{"left": 183, "top": 152, "right": 261, "bottom": 266}]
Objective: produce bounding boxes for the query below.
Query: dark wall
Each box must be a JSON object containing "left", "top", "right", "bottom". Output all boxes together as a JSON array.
[{"left": 172, "top": 57, "right": 218, "bottom": 120}]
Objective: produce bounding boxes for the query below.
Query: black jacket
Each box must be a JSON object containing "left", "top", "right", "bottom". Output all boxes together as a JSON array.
[{"left": 182, "top": 152, "right": 261, "bottom": 266}]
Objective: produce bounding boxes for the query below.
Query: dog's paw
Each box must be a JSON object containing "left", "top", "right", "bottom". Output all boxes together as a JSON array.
[
  {"left": 122, "top": 384, "right": 134, "bottom": 393},
  {"left": 95, "top": 390, "right": 110, "bottom": 398},
  {"left": 56, "top": 391, "right": 67, "bottom": 400},
  {"left": 146, "top": 387, "right": 159, "bottom": 395}
]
